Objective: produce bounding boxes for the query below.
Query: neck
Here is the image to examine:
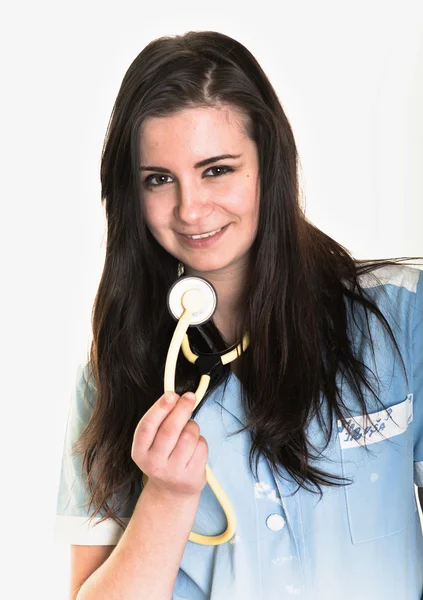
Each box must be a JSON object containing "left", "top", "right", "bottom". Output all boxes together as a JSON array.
[{"left": 184, "top": 260, "right": 249, "bottom": 344}]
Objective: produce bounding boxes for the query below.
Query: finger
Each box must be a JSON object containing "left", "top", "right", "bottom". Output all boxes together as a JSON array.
[
  {"left": 185, "top": 436, "right": 208, "bottom": 478},
  {"left": 150, "top": 393, "right": 197, "bottom": 458},
  {"left": 133, "top": 391, "right": 180, "bottom": 453},
  {"left": 168, "top": 419, "right": 201, "bottom": 467}
]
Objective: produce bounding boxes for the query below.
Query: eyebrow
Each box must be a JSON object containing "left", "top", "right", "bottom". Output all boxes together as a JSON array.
[{"left": 138, "top": 154, "right": 242, "bottom": 173}]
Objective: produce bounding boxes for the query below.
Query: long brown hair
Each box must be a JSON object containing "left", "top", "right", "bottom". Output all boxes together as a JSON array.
[{"left": 74, "top": 30, "right": 422, "bottom": 528}]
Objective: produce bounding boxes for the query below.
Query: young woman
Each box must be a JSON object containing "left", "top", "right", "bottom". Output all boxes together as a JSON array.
[{"left": 55, "top": 30, "right": 423, "bottom": 599}]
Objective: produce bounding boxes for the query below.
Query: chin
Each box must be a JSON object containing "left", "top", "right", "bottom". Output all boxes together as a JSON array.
[{"left": 188, "top": 263, "right": 230, "bottom": 275}]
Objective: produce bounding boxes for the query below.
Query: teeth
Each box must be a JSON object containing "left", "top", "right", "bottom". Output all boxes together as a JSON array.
[{"left": 186, "top": 227, "right": 223, "bottom": 240}]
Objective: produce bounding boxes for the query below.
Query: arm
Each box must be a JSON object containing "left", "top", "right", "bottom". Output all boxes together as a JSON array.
[
  {"left": 70, "top": 545, "right": 114, "bottom": 600},
  {"left": 59, "top": 364, "right": 206, "bottom": 599},
  {"left": 75, "top": 483, "right": 201, "bottom": 600}
]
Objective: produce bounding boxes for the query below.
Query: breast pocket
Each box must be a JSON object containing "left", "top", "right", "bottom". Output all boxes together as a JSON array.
[{"left": 337, "top": 394, "right": 416, "bottom": 544}]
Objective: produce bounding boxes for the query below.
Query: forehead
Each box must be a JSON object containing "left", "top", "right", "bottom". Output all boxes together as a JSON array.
[{"left": 139, "top": 106, "right": 248, "bottom": 155}]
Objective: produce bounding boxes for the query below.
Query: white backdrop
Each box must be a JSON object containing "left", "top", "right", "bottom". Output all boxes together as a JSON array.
[{"left": 2, "top": 1, "right": 423, "bottom": 598}]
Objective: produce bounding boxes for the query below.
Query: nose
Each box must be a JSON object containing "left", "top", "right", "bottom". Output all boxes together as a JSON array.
[{"left": 175, "top": 179, "right": 214, "bottom": 225}]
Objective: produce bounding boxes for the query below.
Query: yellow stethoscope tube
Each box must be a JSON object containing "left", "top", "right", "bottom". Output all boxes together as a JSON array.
[{"left": 142, "top": 285, "right": 250, "bottom": 546}]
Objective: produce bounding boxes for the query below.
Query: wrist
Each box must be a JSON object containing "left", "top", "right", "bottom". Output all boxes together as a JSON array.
[{"left": 142, "top": 481, "right": 202, "bottom": 506}]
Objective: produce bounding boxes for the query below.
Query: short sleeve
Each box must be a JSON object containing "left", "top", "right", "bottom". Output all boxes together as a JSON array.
[
  {"left": 412, "top": 268, "right": 423, "bottom": 485},
  {"left": 54, "top": 362, "right": 135, "bottom": 545}
]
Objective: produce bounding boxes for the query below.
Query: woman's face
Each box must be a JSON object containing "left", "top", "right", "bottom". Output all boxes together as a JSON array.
[{"left": 139, "top": 105, "right": 260, "bottom": 276}]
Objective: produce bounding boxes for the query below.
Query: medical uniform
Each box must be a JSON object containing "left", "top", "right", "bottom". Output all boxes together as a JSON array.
[{"left": 55, "top": 264, "right": 423, "bottom": 599}]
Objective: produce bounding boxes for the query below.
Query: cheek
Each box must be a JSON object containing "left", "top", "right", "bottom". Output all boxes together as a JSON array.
[
  {"left": 221, "top": 176, "right": 246, "bottom": 201},
  {"left": 226, "top": 183, "right": 259, "bottom": 218},
  {"left": 142, "top": 199, "right": 169, "bottom": 231}
]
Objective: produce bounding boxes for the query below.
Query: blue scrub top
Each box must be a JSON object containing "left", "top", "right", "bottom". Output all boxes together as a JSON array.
[{"left": 55, "top": 264, "right": 423, "bottom": 599}]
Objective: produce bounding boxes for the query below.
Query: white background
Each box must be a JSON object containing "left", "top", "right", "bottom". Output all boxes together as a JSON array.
[{"left": 2, "top": 1, "right": 423, "bottom": 598}]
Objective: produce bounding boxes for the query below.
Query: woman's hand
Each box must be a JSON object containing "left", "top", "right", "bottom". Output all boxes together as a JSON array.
[{"left": 131, "top": 392, "right": 208, "bottom": 498}]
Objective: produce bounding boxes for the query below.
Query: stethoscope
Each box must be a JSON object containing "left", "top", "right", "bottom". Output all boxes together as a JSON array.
[{"left": 142, "top": 275, "right": 250, "bottom": 546}]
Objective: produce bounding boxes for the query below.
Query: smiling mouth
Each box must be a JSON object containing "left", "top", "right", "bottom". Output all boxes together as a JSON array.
[{"left": 183, "top": 226, "right": 224, "bottom": 240}]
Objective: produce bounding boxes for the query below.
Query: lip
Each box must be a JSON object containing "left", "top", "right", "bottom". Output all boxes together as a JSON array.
[{"left": 177, "top": 224, "right": 229, "bottom": 248}]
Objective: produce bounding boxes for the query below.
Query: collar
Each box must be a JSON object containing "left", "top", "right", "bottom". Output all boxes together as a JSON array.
[{"left": 211, "top": 371, "right": 248, "bottom": 428}]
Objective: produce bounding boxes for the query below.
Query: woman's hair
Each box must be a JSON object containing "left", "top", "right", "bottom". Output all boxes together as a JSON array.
[{"left": 74, "top": 30, "right": 423, "bottom": 528}]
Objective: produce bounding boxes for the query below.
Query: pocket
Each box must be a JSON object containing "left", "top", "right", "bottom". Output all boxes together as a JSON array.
[{"left": 337, "top": 394, "right": 417, "bottom": 543}]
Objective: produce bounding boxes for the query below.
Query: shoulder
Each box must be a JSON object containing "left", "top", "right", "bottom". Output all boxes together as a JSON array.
[
  {"left": 356, "top": 262, "right": 421, "bottom": 294},
  {"left": 74, "top": 359, "right": 97, "bottom": 407},
  {"left": 346, "top": 263, "right": 422, "bottom": 316},
  {"left": 340, "top": 263, "right": 422, "bottom": 349},
  {"left": 66, "top": 360, "right": 98, "bottom": 430},
  {"left": 366, "top": 263, "right": 422, "bottom": 320}
]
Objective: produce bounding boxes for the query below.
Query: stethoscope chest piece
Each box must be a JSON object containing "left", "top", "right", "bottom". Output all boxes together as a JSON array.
[{"left": 167, "top": 275, "right": 217, "bottom": 326}]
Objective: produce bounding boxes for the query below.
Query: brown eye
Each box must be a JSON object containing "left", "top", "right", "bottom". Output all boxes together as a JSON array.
[
  {"left": 204, "top": 166, "right": 234, "bottom": 177},
  {"left": 143, "top": 165, "right": 234, "bottom": 189},
  {"left": 143, "top": 174, "right": 172, "bottom": 188}
]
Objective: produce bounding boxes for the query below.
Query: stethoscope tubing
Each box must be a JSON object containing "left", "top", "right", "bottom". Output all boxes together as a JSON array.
[
  {"left": 142, "top": 278, "right": 249, "bottom": 545},
  {"left": 143, "top": 305, "right": 238, "bottom": 545}
]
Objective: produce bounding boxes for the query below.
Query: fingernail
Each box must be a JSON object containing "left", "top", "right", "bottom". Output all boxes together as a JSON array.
[
  {"left": 165, "top": 392, "right": 178, "bottom": 404},
  {"left": 184, "top": 392, "right": 196, "bottom": 402}
]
